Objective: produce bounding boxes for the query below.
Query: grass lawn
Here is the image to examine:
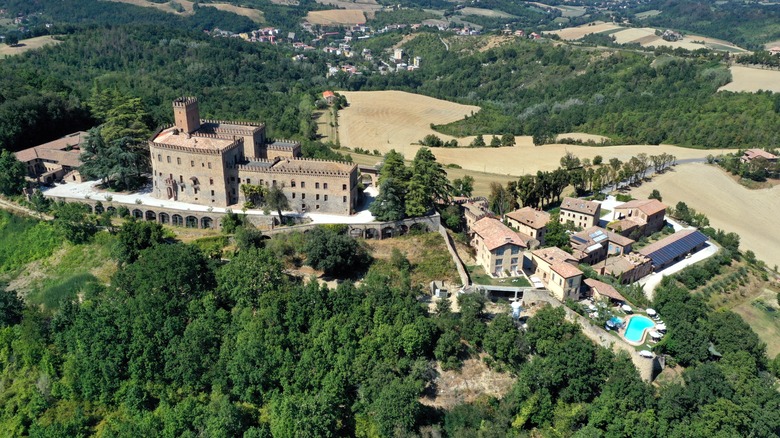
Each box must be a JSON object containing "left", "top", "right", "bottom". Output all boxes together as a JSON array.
[{"left": 467, "top": 265, "right": 530, "bottom": 287}]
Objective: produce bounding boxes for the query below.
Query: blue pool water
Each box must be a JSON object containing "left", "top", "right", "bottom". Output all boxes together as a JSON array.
[
  {"left": 608, "top": 317, "right": 624, "bottom": 327},
  {"left": 624, "top": 316, "right": 655, "bottom": 343}
]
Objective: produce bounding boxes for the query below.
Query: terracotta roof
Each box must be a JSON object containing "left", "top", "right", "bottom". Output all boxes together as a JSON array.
[
  {"left": 560, "top": 197, "right": 600, "bottom": 216},
  {"left": 571, "top": 226, "right": 634, "bottom": 250},
  {"left": 607, "top": 218, "right": 640, "bottom": 233},
  {"left": 552, "top": 262, "right": 583, "bottom": 278},
  {"left": 323, "top": 90, "right": 335, "bottom": 98},
  {"left": 472, "top": 217, "right": 527, "bottom": 251},
  {"left": 532, "top": 246, "right": 577, "bottom": 265},
  {"left": 616, "top": 199, "right": 667, "bottom": 216},
  {"left": 505, "top": 207, "right": 550, "bottom": 229},
  {"left": 584, "top": 278, "right": 626, "bottom": 301},
  {"left": 14, "top": 131, "right": 86, "bottom": 167},
  {"left": 271, "top": 158, "right": 356, "bottom": 173},
  {"left": 743, "top": 148, "right": 778, "bottom": 160}
]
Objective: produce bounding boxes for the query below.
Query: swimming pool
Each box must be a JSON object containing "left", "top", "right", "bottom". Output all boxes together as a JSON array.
[{"left": 623, "top": 315, "right": 655, "bottom": 343}]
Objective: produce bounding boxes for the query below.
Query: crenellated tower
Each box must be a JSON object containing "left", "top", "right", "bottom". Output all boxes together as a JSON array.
[{"left": 173, "top": 97, "right": 201, "bottom": 134}]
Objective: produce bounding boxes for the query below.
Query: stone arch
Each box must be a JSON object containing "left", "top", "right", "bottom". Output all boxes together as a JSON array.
[
  {"left": 410, "top": 223, "right": 429, "bottom": 233},
  {"left": 145, "top": 210, "right": 157, "bottom": 222},
  {"left": 185, "top": 216, "right": 198, "bottom": 228},
  {"left": 349, "top": 228, "right": 364, "bottom": 238},
  {"left": 382, "top": 226, "right": 394, "bottom": 239},
  {"left": 132, "top": 209, "right": 143, "bottom": 219},
  {"left": 159, "top": 212, "right": 170, "bottom": 224},
  {"left": 94, "top": 204, "right": 104, "bottom": 214},
  {"left": 398, "top": 224, "right": 409, "bottom": 235},
  {"left": 201, "top": 217, "right": 213, "bottom": 229},
  {"left": 106, "top": 206, "right": 116, "bottom": 216},
  {"left": 365, "top": 228, "right": 378, "bottom": 239},
  {"left": 172, "top": 214, "right": 183, "bottom": 226},
  {"left": 360, "top": 173, "right": 375, "bottom": 187}
]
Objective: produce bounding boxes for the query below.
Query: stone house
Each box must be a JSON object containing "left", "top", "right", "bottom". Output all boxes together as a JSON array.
[
  {"left": 14, "top": 132, "right": 87, "bottom": 185},
  {"left": 470, "top": 217, "right": 528, "bottom": 277},
  {"left": 504, "top": 207, "right": 550, "bottom": 246},
  {"left": 570, "top": 226, "right": 634, "bottom": 265},
  {"left": 595, "top": 253, "right": 653, "bottom": 284},
  {"left": 559, "top": 197, "right": 601, "bottom": 229},
  {"left": 530, "top": 246, "right": 583, "bottom": 302},
  {"left": 610, "top": 199, "right": 666, "bottom": 238}
]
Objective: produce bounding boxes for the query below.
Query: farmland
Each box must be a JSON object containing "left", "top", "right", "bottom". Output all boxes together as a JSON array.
[
  {"left": 630, "top": 163, "right": 780, "bottom": 270},
  {"left": 718, "top": 66, "right": 780, "bottom": 93},
  {"left": 0, "top": 35, "right": 61, "bottom": 57},
  {"left": 305, "top": 9, "right": 367, "bottom": 25},
  {"left": 208, "top": 3, "right": 264, "bottom": 22}
]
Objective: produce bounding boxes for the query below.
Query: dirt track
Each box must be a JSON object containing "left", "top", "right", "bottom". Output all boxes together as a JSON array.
[{"left": 630, "top": 163, "right": 780, "bottom": 269}]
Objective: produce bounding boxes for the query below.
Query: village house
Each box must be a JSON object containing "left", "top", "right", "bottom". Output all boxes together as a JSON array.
[
  {"left": 610, "top": 198, "right": 667, "bottom": 238},
  {"left": 639, "top": 229, "right": 709, "bottom": 271},
  {"left": 595, "top": 252, "right": 653, "bottom": 284},
  {"left": 530, "top": 246, "right": 583, "bottom": 302},
  {"left": 322, "top": 90, "right": 336, "bottom": 105},
  {"left": 149, "top": 97, "right": 358, "bottom": 215},
  {"left": 470, "top": 217, "right": 528, "bottom": 277},
  {"left": 504, "top": 207, "right": 550, "bottom": 246},
  {"left": 458, "top": 197, "right": 492, "bottom": 231},
  {"left": 559, "top": 197, "right": 601, "bottom": 229},
  {"left": 584, "top": 278, "right": 627, "bottom": 305},
  {"left": 740, "top": 148, "right": 778, "bottom": 163},
  {"left": 570, "top": 226, "right": 634, "bottom": 265},
  {"left": 14, "top": 132, "right": 87, "bottom": 185}
]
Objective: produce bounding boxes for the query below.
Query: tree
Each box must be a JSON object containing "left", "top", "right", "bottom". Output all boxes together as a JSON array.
[
  {"left": 0, "top": 149, "right": 26, "bottom": 196},
  {"left": 593, "top": 155, "right": 603, "bottom": 166},
  {"left": 488, "top": 182, "right": 514, "bottom": 216},
  {"left": 501, "top": 133, "right": 516, "bottom": 147},
  {"left": 79, "top": 128, "right": 147, "bottom": 190},
  {"left": 234, "top": 226, "right": 265, "bottom": 251},
  {"left": 4, "top": 32, "right": 18, "bottom": 47},
  {"left": 484, "top": 314, "right": 528, "bottom": 370},
  {"left": 216, "top": 247, "right": 285, "bottom": 308},
  {"left": 51, "top": 202, "right": 97, "bottom": 244},
  {"left": 266, "top": 185, "right": 290, "bottom": 223},
  {"left": 649, "top": 189, "right": 662, "bottom": 201},
  {"left": 544, "top": 214, "right": 574, "bottom": 251},
  {"left": 113, "top": 219, "right": 166, "bottom": 265},
  {"left": 451, "top": 175, "right": 474, "bottom": 197},
  {"left": 405, "top": 148, "right": 450, "bottom": 217},
  {"left": 370, "top": 177, "right": 406, "bottom": 221},
  {"left": 560, "top": 152, "right": 581, "bottom": 170},
  {"left": 378, "top": 149, "right": 409, "bottom": 186},
  {"left": 0, "top": 287, "right": 24, "bottom": 327},
  {"left": 470, "top": 134, "right": 485, "bottom": 147},
  {"left": 304, "top": 226, "right": 370, "bottom": 277},
  {"left": 490, "top": 136, "right": 501, "bottom": 147}
]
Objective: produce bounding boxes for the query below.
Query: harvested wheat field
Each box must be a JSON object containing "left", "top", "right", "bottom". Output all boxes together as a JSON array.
[
  {"left": 610, "top": 27, "right": 746, "bottom": 52},
  {"left": 459, "top": 7, "right": 515, "bottom": 18},
  {"left": 207, "top": 3, "right": 264, "bottom": 22},
  {"left": 0, "top": 36, "right": 61, "bottom": 57},
  {"left": 338, "top": 90, "right": 480, "bottom": 151},
  {"left": 316, "top": 0, "right": 382, "bottom": 12},
  {"left": 556, "top": 132, "right": 611, "bottom": 143},
  {"left": 546, "top": 22, "right": 621, "bottom": 40},
  {"left": 718, "top": 66, "right": 780, "bottom": 93},
  {"left": 105, "top": 0, "right": 195, "bottom": 15},
  {"left": 630, "top": 163, "right": 780, "bottom": 269},
  {"left": 306, "top": 9, "right": 366, "bottom": 25}
]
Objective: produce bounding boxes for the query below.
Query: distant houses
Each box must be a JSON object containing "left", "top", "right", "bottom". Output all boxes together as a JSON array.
[{"left": 741, "top": 148, "right": 778, "bottom": 164}]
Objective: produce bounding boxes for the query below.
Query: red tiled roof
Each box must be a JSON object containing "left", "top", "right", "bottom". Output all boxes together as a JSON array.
[
  {"left": 323, "top": 90, "right": 335, "bottom": 98},
  {"left": 14, "top": 132, "right": 86, "bottom": 167},
  {"left": 505, "top": 207, "right": 550, "bottom": 229},
  {"left": 560, "top": 197, "right": 600, "bottom": 216},
  {"left": 552, "top": 262, "right": 583, "bottom": 278},
  {"left": 743, "top": 148, "right": 778, "bottom": 160},
  {"left": 532, "top": 246, "right": 577, "bottom": 265},
  {"left": 584, "top": 278, "right": 626, "bottom": 301},
  {"left": 616, "top": 199, "right": 667, "bottom": 216},
  {"left": 472, "top": 217, "right": 527, "bottom": 251}
]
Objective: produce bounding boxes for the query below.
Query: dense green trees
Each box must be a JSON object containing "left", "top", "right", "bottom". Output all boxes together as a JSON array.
[
  {"left": 303, "top": 225, "right": 371, "bottom": 277},
  {"left": 0, "top": 150, "right": 26, "bottom": 196}
]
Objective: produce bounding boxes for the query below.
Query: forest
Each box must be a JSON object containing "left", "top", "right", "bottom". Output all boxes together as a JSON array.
[{"left": 2, "top": 209, "right": 780, "bottom": 436}]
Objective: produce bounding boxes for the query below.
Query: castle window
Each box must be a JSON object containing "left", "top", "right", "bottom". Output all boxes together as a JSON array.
[
  {"left": 292, "top": 193, "right": 296, "bottom": 199},
  {"left": 180, "top": 186, "right": 184, "bottom": 192},
  {"left": 158, "top": 154, "right": 162, "bottom": 162},
  {"left": 302, "top": 194, "right": 306, "bottom": 200},
  {"left": 179, "top": 175, "right": 183, "bottom": 183},
  {"left": 315, "top": 182, "right": 320, "bottom": 189},
  {"left": 291, "top": 180, "right": 296, "bottom": 187},
  {"left": 316, "top": 194, "right": 320, "bottom": 201},
  {"left": 272, "top": 180, "right": 277, "bottom": 187},
  {"left": 342, "top": 184, "right": 347, "bottom": 190},
  {"left": 209, "top": 178, "right": 213, "bottom": 185},
  {"left": 324, "top": 195, "right": 328, "bottom": 201},
  {"left": 343, "top": 196, "right": 347, "bottom": 202},
  {"left": 316, "top": 205, "right": 320, "bottom": 210},
  {"left": 323, "top": 183, "right": 328, "bottom": 189},
  {"left": 230, "top": 177, "right": 235, "bottom": 182},
  {"left": 177, "top": 157, "right": 181, "bottom": 165},
  {"left": 208, "top": 162, "right": 212, "bottom": 169},
  {"left": 167, "top": 156, "right": 171, "bottom": 163},
  {"left": 246, "top": 178, "right": 251, "bottom": 184},
  {"left": 211, "top": 190, "right": 214, "bottom": 196},
  {"left": 191, "top": 160, "right": 194, "bottom": 167},
  {"left": 301, "top": 182, "right": 305, "bottom": 188}
]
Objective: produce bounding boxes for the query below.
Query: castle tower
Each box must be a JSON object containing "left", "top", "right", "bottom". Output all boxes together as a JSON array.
[{"left": 173, "top": 97, "right": 201, "bottom": 134}]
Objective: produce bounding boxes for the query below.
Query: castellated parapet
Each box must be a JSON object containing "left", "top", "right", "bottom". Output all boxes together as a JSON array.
[{"left": 150, "top": 98, "right": 358, "bottom": 214}]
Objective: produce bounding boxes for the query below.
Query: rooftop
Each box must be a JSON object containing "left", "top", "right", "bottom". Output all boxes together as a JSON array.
[
  {"left": 505, "top": 207, "right": 550, "bottom": 229},
  {"left": 472, "top": 217, "right": 527, "bottom": 251},
  {"left": 571, "top": 226, "right": 634, "bottom": 250},
  {"left": 552, "top": 262, "right": 583, "bottom": 279},
  {"left": 639, "top": 229, "right": 709, "bottom": 267},
  {"left": 153, "top": 127, "right": 236, "bottom": 151},
  {"left": 270, "top": 158, "right": 356, "bottom": 174},
  {"left": 616, "top": 198, "right": 667, "bottom": 216},
  {"left": 584, "top": 278, "right": 626, "bottom": 302},
  {"left": 14, "top": 131, "right": 87, "bottom": 168},
  {"left": 599, "top": 253, "right": 651, "bottom": 276},
  {"left": 533, "top": 246, "right": 577, "bottom": 266},
  {"left": 743, "top": 148, "right": 778, "bottom": 160},
  {"left": 560, "top": 197, "right": 600, "bottom": 216}
]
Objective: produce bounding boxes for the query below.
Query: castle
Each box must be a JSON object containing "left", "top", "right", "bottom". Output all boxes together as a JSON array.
[{"left": 149, "top": 97, "right": 359, "bottom": 215}]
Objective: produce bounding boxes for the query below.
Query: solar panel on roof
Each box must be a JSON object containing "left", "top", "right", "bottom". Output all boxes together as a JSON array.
[
  {"left": 571, "top": 236, "right": 587, "bottom": 244},
  {"left": 593, "top": 234, "right": 608, "bottom": 243},
  {"left": 643, "top": 231, "right": 708, "bottom": 268}
]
